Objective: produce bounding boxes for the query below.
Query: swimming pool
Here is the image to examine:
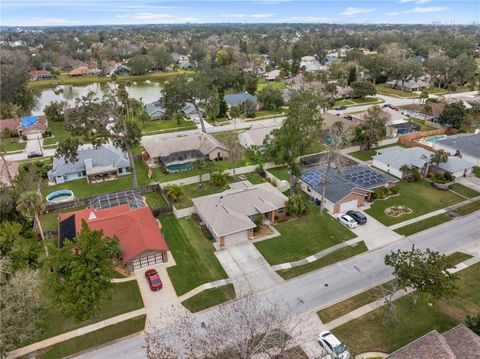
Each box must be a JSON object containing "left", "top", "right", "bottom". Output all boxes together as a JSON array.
[
  {"left": 426, "top": 135, "right": 447, "bottom": 145},
  {"left": 166, "top": 162, "right": 193, "bottom": 172},
  {"left": 46, "top": 189, "right": 75, "bottom": 203}
]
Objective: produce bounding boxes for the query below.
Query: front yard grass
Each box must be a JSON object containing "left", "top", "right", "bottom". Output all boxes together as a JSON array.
[
  {"left": 332, "top": 263, "right": 480, "bottom": 354},
  {"left": 254, "top": 202, "right": 357, "bottom": 265},
  {"left": 318, "top": 252, "right": 472, "bottom": 324},
  {"left": 453, "top": 199, "right": 480, "bottom": 216},
  {"left": 473, "top": 167, "right": 480, "bottom": 178},
  {"left": 365, "top": 180, "right": 463, "bottom": 226},
  {"left": 267, "top": 166, "right": 289, "bottom": 181},
  {"left": 350, "top": 97, "right": 383, "bottom": 105},
  {"left": 276, "top": 241, "right": 367, "bottom": 280},
  {"left": 348, "top": 143, "right": 406, "bottom": 162},
  {"left": 449, "top": 183, "right": 480, "bottom": 199},
  {"left": 1, "top": 138, "right": 26, "bottom": 152},
  {"left": 394, "top": 213, "right": 452, "bottom": 236},
  {"left": 161, "top": 215, "right": 228, "bottom": 296},
  {"left": 139, "top": 118, "right": 196, "bottom": 134},
  {"left": 38, "top": 315, "right": 146, "bottom": 359},
  {"left": 182, "top": 284, "right": 236, "bottom": 313},
  {"left": 375, "top": 84, "right": 418, "bottom": 99},
  {"left": 37, "top": 280, "right": 143, "bottom": 341}
]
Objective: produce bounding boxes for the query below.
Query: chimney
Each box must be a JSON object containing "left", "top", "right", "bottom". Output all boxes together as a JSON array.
[{"left": 84, "top": 158, "right": 93, "bottom": 170}]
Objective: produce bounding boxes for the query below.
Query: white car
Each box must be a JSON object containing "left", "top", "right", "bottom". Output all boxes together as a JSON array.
[
  {"left": 337, "top": 214, "right": 357, "bottom": 229},
  {"left": 318, "top": 331, "right": 351, "bottom": 359}
]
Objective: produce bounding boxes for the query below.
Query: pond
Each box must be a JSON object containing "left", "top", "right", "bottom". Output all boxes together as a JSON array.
[{"left": 32, "top": 80, "right": 165, "bottom": 115}]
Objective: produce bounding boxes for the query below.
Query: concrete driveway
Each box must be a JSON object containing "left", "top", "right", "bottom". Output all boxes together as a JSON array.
[
  {"left": 349, "top": 211, "right": 402, "bottom": 250},
  {"left": 215, "top": 241, "right": 283, "bottom": 295},
  {"left": 25, "top": 133, "right": 43, "bottom": 154},
  {"left": 457, "top": 176, "right": 480, "bottom": 193}
]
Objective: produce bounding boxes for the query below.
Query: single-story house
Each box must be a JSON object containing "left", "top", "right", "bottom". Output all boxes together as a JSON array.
[
  {"left": 113, "top": 64, "right": 131, "bottom": 75},
  {"left": 238, "top": 123, "right": 281, "bottom": 149},
  {"left": 372, "top": 146, "right": 473, "bottom": 178},
  {"left": 0, "top": 158, "right": 19, "bottom": 188},
  {"left": 29, "top": 70, "right": 54, "bottom": 80},
  {"left": 264, "top": 69, "right": 281, "bottom": 82},
  {"left": 399, "top": 103, "right": 446, "bottom": 122},
  {"left": 145, "top": 101, "right": 167, "bottom": 120},
  {"left": 224, "top": 92, "right": 257, "bottom": 107},
  {"left": 433, "top": 133, "right": 480, "bottom": 166},
  {"left": 336, "top": 86, "right": 353, "bottom": 99},
  {"left": 386, "top": 324, "right": 480, "bottom": 359},
  {"left": 58, "top": 204, "right": 169, "bottom": 272},
  {"left": 353, "top": 107, "right": 409, "bottom": 125},
  {"left": 321, "top": 112, "right": 359, "bottom": 131},
  {"left": 48, "top": 144, "right": 130, "bottom": 184},
  {"left": 299, "top": 162, "right": 398, "bottom": 214},
  {"left": 0, "top": 115, "right": 48, "bottom": 136},
  {"left": 141, "top": 132, "right": 229, "bottom": 170},
  {"left": 385, "top": 78, "right": 429, "bottom": 92},
  {"left": 69, "top": 67, "right": 89, "bottom": 77},
  {"left": 193, "top": 181, "right": 288, "bottom": 247}
]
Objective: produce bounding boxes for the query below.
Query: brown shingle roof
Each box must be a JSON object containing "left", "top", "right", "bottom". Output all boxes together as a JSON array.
[
  {"left": 443, "top": 324, "right": 480, "bottom": 359},
  {"left": 400, "top": 103, "right": 446, "bottom": 117}
]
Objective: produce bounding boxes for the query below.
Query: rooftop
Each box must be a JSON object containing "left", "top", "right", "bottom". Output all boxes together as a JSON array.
[
  {"left": 224, "top": 92, "right": 257, "bottom": 107},
  {"left": 435, "top": 133, "right": 480, "bottom": 159}
]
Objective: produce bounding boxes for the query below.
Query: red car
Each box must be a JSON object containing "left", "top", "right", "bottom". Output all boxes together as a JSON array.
[{"left": 145, "top": 269, "right": 163, "bottom": 291}]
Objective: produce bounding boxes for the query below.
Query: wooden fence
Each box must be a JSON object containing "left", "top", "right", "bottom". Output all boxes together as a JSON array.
[{"left": 398, "top": 128, "right": 458, "bottom": 150}]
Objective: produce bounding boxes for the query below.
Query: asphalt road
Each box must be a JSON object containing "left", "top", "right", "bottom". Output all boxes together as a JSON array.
[{"left": 74, "top": 211, "right": 480, "bottom": 359}]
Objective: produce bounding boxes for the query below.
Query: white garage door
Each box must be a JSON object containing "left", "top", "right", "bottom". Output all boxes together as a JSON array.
[
  {"left": 132, "top": 253, "right": 164, "bottom": 271},
  {"left": 339, "top": 199, "right": 358, "bottom": 212}
]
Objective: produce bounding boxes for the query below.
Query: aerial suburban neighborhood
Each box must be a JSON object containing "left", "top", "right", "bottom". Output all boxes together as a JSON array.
[{"left": 1, "top": 1, "right": 480, "bottom": 358}]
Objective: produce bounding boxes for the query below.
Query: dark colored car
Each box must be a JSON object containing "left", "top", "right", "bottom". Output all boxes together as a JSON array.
[
  {"left": 346, "top": 210, "right": 367, "bottom": 225},
  {"left": 335, "top": 105, "right": 347, "bottom": 110},
  {"left": 145, "top": 269, "right": 163, "bottom": 291},
  {"left": 27, "top": 151, "right": 43, "bottom": 158}
]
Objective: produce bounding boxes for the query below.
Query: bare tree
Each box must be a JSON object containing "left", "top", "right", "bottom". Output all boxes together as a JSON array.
[{"left": 146, "top": 294, "right": 308, "bottom": 359}]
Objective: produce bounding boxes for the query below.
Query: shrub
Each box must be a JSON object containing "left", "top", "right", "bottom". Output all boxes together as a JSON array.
[
  {"left": 466, "top": 314, "right": 480, "bottom": 335},
  {"left": 442, "top": 172, "right": 455, "bottom": 182},
  {"left": 164, "top": 184, "right": 183, "bottom": 202},
  {"left": 255, "top": 164, "right": 266, "bottom": 177},
  {"left": 286, "top": 195, "right": 307, "bottom": 216},
  {"left": 253, "top": 215, "right": 263, "bottom": 232},
  {"left": 210, "top": 171, "right": 230, "bottom": 186}
]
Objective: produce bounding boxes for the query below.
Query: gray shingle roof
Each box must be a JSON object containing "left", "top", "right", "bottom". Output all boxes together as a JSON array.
[
  {"left": 435, "top": 134, "right": 480, "bottom": 159},
  {"left": 48, "top": 144, "right": 129, "bottom": 179},
  {"left": 145, "top": 101, "right": 166, "bottom": 120},
  {"left": 224, "top": 92, "right": 257, "bottom": 107},
  {"left": 373, "top": 147, "right": 432, "bottom": 170}
]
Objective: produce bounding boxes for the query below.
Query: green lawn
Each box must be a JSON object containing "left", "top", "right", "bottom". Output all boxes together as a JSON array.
[
  {"left": 172, "top": 180, "right": 233, "bottom": 209},
  {"left": 144, "top": 191, "right": 169, "bottom": 209},
  {"left": 318, "top": 252, "right": 472, "bottom": 323},
  {"left": 267, "top": 166, "right": 289, "bottom": 181},
  {"left": 257, "top": 79, "right": 286, "bottom": 91},
  {"left": 449, "top": 183, "right": 480, "bottom": 199},
  {"left": 241, "top": 172, "right": 266, "bottom": 185},
  {"left": 253, "top": 108, "right": 286, "bottom": 118},
  {"left": 1, "top": 138, "right": 26, "bottom": 152},
  {"left": 139, "top": 118, "right": 197, "bottom": 134},
  {"left": 332, "top": 263, "right": 480, "bottom": 354},
  {"left": 254, "top": 202, "right": 357, "bottom": 265},
  {"left": 350, "top": 97, "right": 383, "bottom": 105},
  {"left": 182, "top": 284, "right": 236, "bottom": 313},
  {"left": 46, "top": 120, "right": 74, "bottom": 144},
  {"left": 349, "top": 143, "right": 405, "bottom": 162},
  {"left": 277, "top": 241, "right": 368, "bottom": 280},
  {"left": 38, "top": 315, "right": 146, "bottom": 359},
  {"left": 473, "top": 167, "right": 480, "bottom": 178},
  {"left": 37, "top": 280, "right": 144, "bottom": 341},
  {"left": 454, "top": 199, "right": 480, "bottom": 216},
  {"left": 40, "top": 206, "right": 87, "bottom": 232},
  {"left": 409, "top": 118, "right": 435, "bottom": 131},
  {"left": 305, "top": 140, "right": 325, "bottom": 155},
  {"left": 394, "top": 213, "right": 452, "bottom": 236},
  {"left": 162, "top": 215, "right": 228, "bottom": 295},
  {"left": 365, "top": 181, "right": 464, "bottom": 226},
  {"left": 375, "top": 84, "right": 419, "bottom": 99}
]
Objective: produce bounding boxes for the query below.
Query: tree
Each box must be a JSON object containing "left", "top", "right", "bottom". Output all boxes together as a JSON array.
[
  {"left": 162, "top": 74, "right": 215, "bottom": 133},
  {"left": 129, "top": 54, "right": 153, "bottom": 75},
  {"left": 16, "top": 191, "right": 48, "bottom": 257},
  {"left": 265, "top": 92, "right": 323, "bottom": 195},
  {"left": 229, "top": 105, "right": 241, "bottom": 120},
  {"left": 392, "top": 61, "right": 423, "bottom": 90},
  {"left": 151, "top": 47, "right": 173, "bottom": 71},
  {"left": 0, "top": 102, "right": 22, "bottom": 119},
  {"left": 384, "top": 245, "right": 458, "bottom": 307},
  {"left": 438, "top": 102, "right": 469, "bottom": 129},
  {"left": 319, "top": 121, "right": 351, "bottom": 215},
  {"left": 466, "top": 314, "right": 480, "bottom": 335},
  {"left": 224, "top": 130, "right": 243, "bottom": 181},
  {"left": 286, "top": 195, "right": 307, "bottom": 216},
  {"left": 0, "top": 221, "right": 40, "bottom": 271},
  {"left": 146, "top": 293, "right": 308, "bottom": 359},
  {"left": 257, "top": 86, "right": 283, "bottom": 111},
  {"left": 361, "top": 54, "right": 391, "bottom": 84},
  {"left": 240, "top": 99, "right": 256, "bottom": 118},
  {"left": 0, "top": 65, "right": 34, "bottom": 113},
  {"left": 192, "top": 158, "right": 208, "bottom": 183},
  {"left": 44, "top": 100, "right": 67, "bottom": 122},
  {"left": 419, "top": 90, "right": 429, "bottom": 104},
  {"left": 430, "top": 149, "right": 448, "bottom": 167},
  {"left": 243, "top": 73, "right": 258, "bottom": 94},
  {"left": 204, "top": 93, "right": 220, "bottom": 122},
  {"left": 48, "top": 221, "right": 121, "bottom": 321},
  {"left": 210, "top": 171, "right": 229, "bottom": 186},
  {"left": 351, "top": 81, "right": 376, "bottom": 98},
  {"left": 0, "top": 267, "right": 45, "bottom": 357},
  {"left": 347, "top": 66, "right": 357, "bottom": 85},
  {"left": 353, "top": 106, "right": 389, "bottom": 150},
  {"left": 164, "top": 184, "right": 184, "bottom": 202}
]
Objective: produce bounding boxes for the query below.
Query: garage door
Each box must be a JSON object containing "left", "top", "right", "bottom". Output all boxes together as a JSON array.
[
  {"left": 132, "top": 253, "right": 164, "bottom": 271},
  {"left": 339, "top": 199, "right": 358, "bottom": 212}
]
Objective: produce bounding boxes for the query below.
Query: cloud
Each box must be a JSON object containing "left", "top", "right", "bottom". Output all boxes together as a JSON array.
[
  {"left": 340, "top": 7, "right": 376, "bottom": 16},
  {"left": 407, "top": 6, "right": 449, "bottom": 13},
  {"left": 286, "top": 16, "right": 331, "bottom": 23},
  {"left": 32, "top": 17, "right": 76, "bottom": 25},
  {"left": 399, "top": 0, "right": 430, "bottom": 3},
  {"left": 221, "top": 14, "right": 248, "bottom": 18},
  {"left": 130, "top": 12, "right": 172, "bottom": 21},
  {"left": 250, "top": 13, "right": 275, "bottom": 18}
]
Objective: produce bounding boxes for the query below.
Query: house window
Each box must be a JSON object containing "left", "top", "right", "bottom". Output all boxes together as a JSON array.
[
  {"left": 126, "top": 167, "right": 131, "bottom": 172},
  {"left": 118, "top": 168, "right": 123, "bottom": 174},
  {"left": 78, "top": 173, "right": 82, "bottom": 178},
  {"left": 82, "top": 170, "right": 86, "bottom": 176},
  {"left": 278, "top": 207, "right": 285, "bottom": 214}
]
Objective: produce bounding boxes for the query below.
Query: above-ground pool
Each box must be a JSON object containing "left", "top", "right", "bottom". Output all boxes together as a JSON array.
[
  {"left": 166, "top": 162, "right": 193, "bottom": 172},
  {"left": 425, "top": 135, "right": 447, "bottom": 145},
  {"left": 46, "top": 189, "right": 75, "bottom": 204}
]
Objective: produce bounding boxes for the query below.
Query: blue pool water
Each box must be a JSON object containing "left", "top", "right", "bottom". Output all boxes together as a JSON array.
[
  {"left": 426, "top": 135, "right": 447, "bottom": 144},
  {"left": 166, "top": 162, "right": 193, "bottom": 172},
  {"left": 46, "top": 189, "right": 75, "bottom": 203}
]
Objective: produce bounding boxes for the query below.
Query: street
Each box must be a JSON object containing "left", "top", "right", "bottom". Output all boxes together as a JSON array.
[{"left": 73, "top": 210, "right": 480, "bottom": 359}]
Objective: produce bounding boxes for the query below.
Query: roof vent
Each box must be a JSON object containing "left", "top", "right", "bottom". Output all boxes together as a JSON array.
[{"left": 88, "top": 211, "right": 97, "bottom": 220}]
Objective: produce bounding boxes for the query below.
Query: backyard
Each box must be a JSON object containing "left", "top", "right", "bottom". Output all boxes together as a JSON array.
[
  {"left": 332, "top": 263, "right": 480, "bottom": 355},
  {"left": 365, "top": 180, "right": 464, "bottom": 226},
  {"left": 254, "top": 201, "right": 357, "bottom": 265},
  {"left": 161, "top": 215, "right": 228, "bottom": 295},
  {"left": 348, "top": 143, "right": 406, "bottom": 162},
  {"left": 267, "top": 166, "right": 289, "bottom": 181}
]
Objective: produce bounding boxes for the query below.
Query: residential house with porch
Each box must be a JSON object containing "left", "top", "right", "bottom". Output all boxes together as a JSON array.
[
  {"left": 385, "top": 77, "right": 429, "bottom": 92},
  {"left": 141, "top": 132, "right": 229, "bottom": 172},
  {"left": 29, "top": 70, "right": 54, "bottom": 80},
  {"left": 399, "top": 103, "right": 446, "bottom": 122},
  {"left": 0, "top": 115, "right": 49, "bottom": 137},
  {"left": 193, "top": 181, "right": 288, "bottom": 247},
  {"left": 48, "top": 144, "right": 130, "bottom": 184},
  {"left": 69, "top": 67, "right": 89, "bottom": 77}
]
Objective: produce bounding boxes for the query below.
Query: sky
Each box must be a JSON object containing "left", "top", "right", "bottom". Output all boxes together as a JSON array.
[{"left": 1, "top": 0, "right": 478, "bottom": 27}]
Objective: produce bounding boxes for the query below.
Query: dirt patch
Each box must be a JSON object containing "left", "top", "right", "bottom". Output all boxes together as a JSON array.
[
  {"left": 384, "top": 205, "right": 413, "bottom": 217},
  {"left": 252, "top": 225, "right": 274, "bottom": 239}
]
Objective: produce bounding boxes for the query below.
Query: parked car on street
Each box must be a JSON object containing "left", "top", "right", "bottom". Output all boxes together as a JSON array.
[
  {"left": 318, "top": 331, "right": 351, "bottom": 359},
  {"left": 145, "top": 269, "right": 163, "bottom": 291},
  {"left": 335, "top": 105, "right": 347, "bottom": 110},
  {"left": 27, "top": 151, "right": 43, "bottom": 158},
  {"left": 346, "top": 210, "right": 367, "bottom": 225},
  {"left": 337, "top": 214, "right": 357, "bottom": 229}
]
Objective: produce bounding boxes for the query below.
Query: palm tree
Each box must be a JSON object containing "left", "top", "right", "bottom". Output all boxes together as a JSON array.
[
  {"left": 400, "top": 164, "right": 411, "bottom": 180},
  {"left": 17, "top": 191, "right": 48, "bottom": 256},
  {"left": 193, "top": 158, "right": 207, "bottom": 184},
  {"left": 430, "top": 150, "right": 448, "bottom": 177}
]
